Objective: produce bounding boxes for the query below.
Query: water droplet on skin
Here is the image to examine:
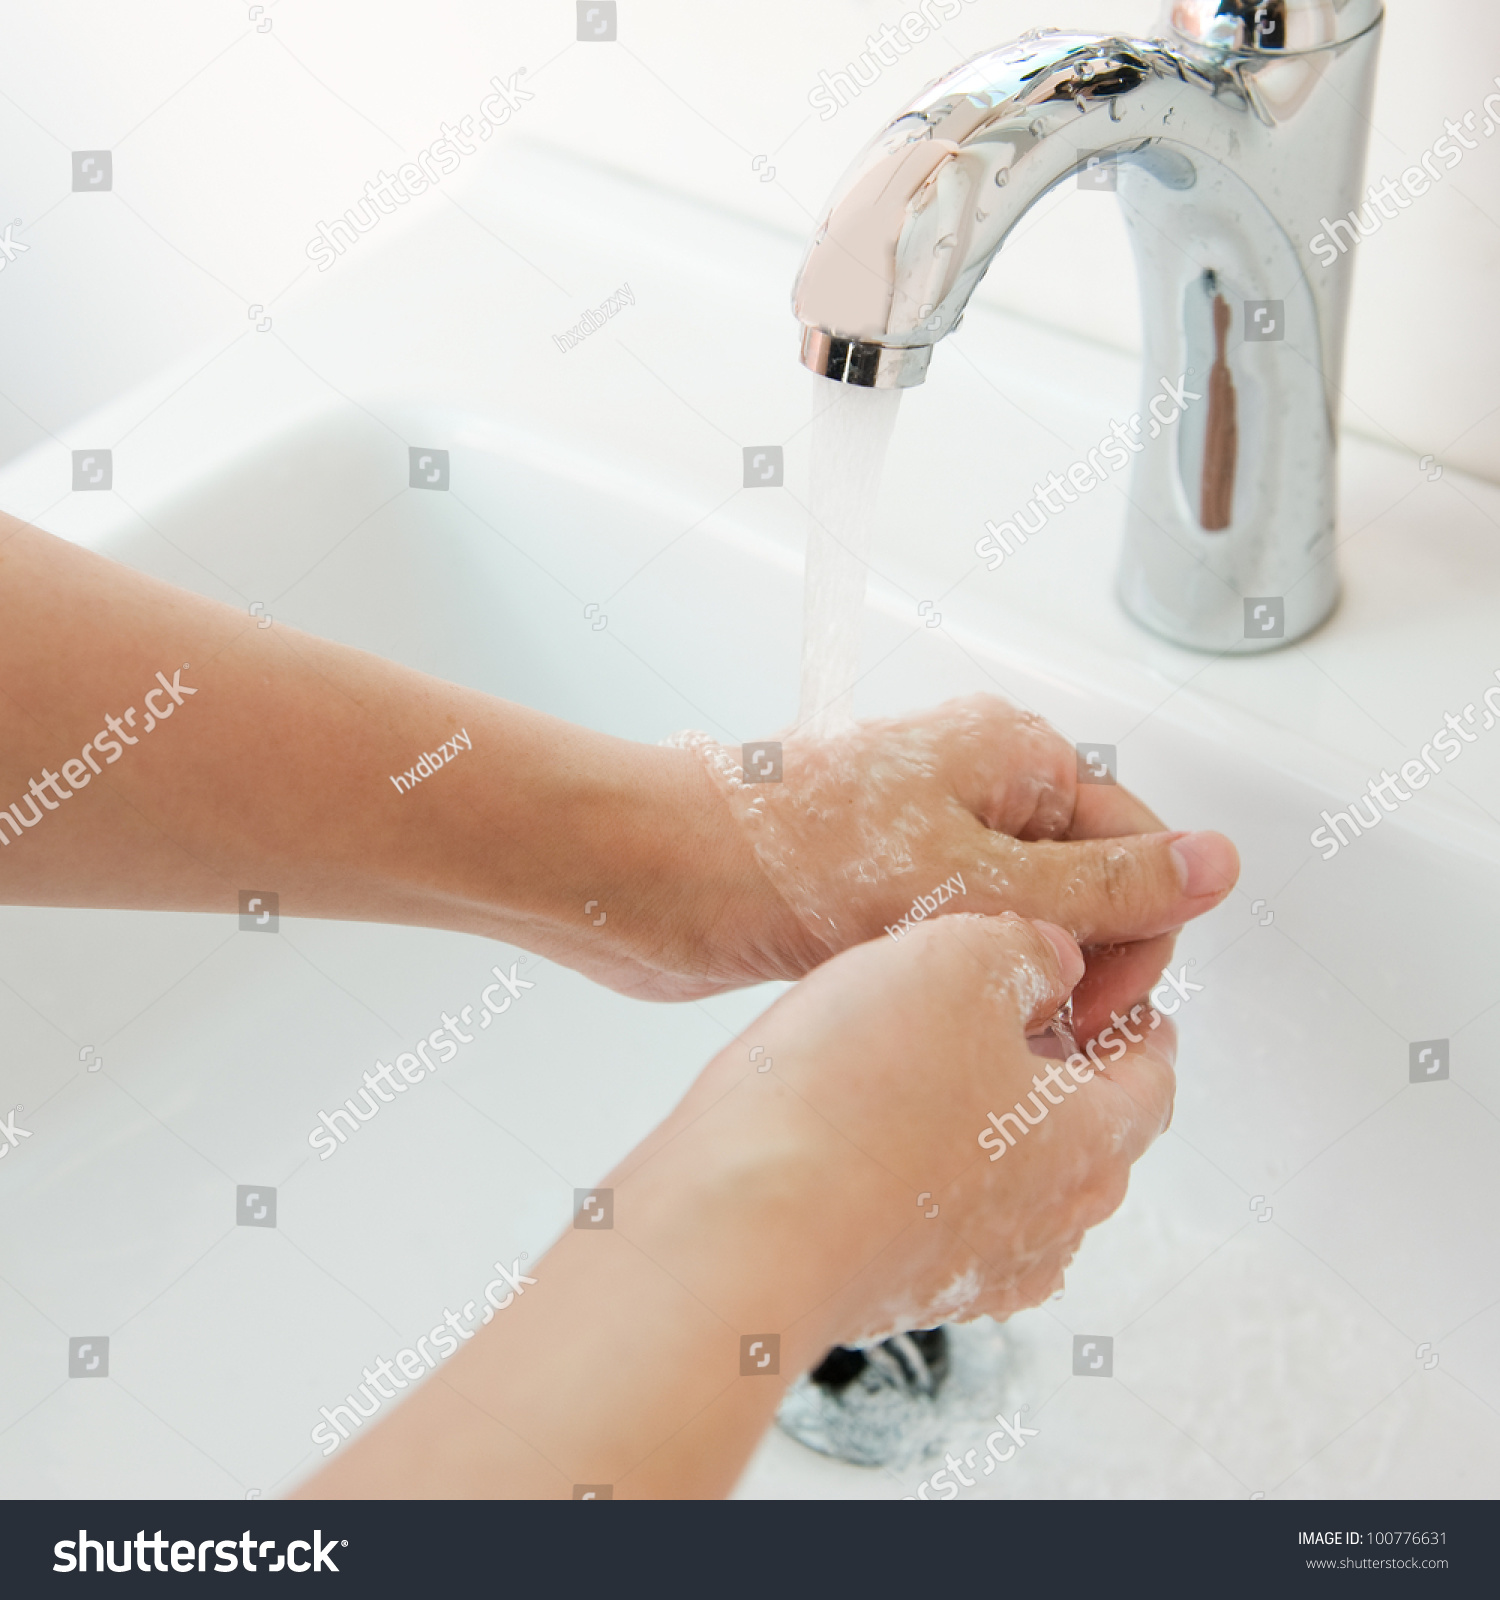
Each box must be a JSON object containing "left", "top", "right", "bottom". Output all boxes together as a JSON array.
[
  {"left": 994, "top": 168, "right": 1010, "bottom": 187},
  {"left": 934, "top": 234, "right": 955, "bottom": 255},
  {"left": 1047, "top": 998, "right": 1079, "bottom": 1058}
]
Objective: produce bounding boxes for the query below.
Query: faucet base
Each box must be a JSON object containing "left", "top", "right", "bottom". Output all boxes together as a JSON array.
[{"left": 1115, "top": 567, "right": 1341, "bottom": 654}]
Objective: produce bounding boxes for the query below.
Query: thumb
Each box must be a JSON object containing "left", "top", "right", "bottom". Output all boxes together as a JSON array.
[
  {"left": 995, "top": 829, "right": 1239, "bottom": 945},
  {"left": 933, "top": 911, "right": 1084, "bottom": 1036}
]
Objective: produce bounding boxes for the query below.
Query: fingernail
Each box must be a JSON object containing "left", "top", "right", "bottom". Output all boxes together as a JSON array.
[
  {"left": 1031, "top": 919, "right": 1085, "bottom": 989},
  {"left": 1169, "top": 831, "right": 1239, "bottom": 899}
]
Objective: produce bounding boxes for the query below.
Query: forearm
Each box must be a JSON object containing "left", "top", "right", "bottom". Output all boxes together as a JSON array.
[
  {"left": 0, "top": 519, "right": 734, "bottom": 956},
  {"left": 294, "top": 913, "right": 1145, "bottom": 1502},
  {"left": 298, "top": 1047, "right": 862, "bottom": 1498},
  {"left": 0, "top": 516, "right": 1234, "bottom": 1006}
]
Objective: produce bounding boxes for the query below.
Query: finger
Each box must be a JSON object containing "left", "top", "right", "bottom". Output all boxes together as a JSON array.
[
  {"left": 1071, "top": 932, "right": 1178, "bottom": 1040},
  {"left": 911, "top": 690, "right": 1172, "bottom": 856},
  {"left": 1085, "top": 1014, "right": 1178, "bottom": 1163},
  {"left": 931, "top": 694, "right": 1077, "bottom": 839},
  {"left": 1068, "top": 779, "right": 1167, "bottom": 840},
  {"left": 930, "top": 696, "right": 1164, "bottom": 843},
  {"left": 991, "top": 828, "right": 1239, "bottom": 945},
  {"left": 927, "top": 911, "right": 1084, "bottom": 1038}
]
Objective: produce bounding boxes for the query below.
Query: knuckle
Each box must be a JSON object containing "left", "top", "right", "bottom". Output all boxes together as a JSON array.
[
  {"left": 961, "top": 694, "right": 1015, "bottom": 748},
  {"left": 1093, "top": 845, "right": 1143, "bottom": 920}
]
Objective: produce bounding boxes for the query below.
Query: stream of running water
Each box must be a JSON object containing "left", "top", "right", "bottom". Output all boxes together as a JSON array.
[{"left": 797, "top": 375, "right": 903, "bottom": 737}]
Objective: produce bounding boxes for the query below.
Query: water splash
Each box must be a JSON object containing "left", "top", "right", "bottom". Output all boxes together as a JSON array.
[{"left": 798, "top": 375, "right": 903, "bottom": 738}]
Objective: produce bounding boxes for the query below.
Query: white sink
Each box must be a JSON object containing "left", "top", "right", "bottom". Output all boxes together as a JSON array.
[{"left": 3, "top": 145, "right": 1498, "bottom": 1500}]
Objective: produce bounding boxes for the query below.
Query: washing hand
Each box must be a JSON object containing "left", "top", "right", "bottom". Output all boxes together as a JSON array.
[
  {"left": 309, "top": 910, "right": 1170, "bottom": 1497},
  {"left": 667, "top": 910, "right": 1178, "bottom": 1343},
  {"left": 2, "top": 524, "right": 1203, "bottom": 1499},
  {"left": 631, "top": 694, "right": 1238, "bottom": 1021},
  {"left": 0, "top": 529, "right": 1235, "bottom": 1030}
]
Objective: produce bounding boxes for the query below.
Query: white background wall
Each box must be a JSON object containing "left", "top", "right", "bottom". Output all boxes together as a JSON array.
[{"left": 2, "top": 0, "right": 1497, "bottom": 480}]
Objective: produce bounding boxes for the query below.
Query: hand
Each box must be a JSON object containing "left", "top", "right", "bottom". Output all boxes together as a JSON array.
[
  {"left": 0, "top": 526, "right": 1234, "bottom": 1016},
  {"left": 307, "top": 910, "right": 1175, "bottom": 1499},
  {"left": 623, "top": 910, "right": 1177, "bottom": 1351},
  {"left": 607, "top": 693, "right": 1237, "bottom": 1011}
]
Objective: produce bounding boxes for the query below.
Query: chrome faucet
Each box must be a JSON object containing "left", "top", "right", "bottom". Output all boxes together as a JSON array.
[{"left": 792, "top": 1, "right": 1384, "bottom": 652}]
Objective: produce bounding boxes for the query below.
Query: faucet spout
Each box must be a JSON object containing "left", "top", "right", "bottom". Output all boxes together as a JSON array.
[{"left": 793, "top": 4, "right": 1384, "bottom": 651}]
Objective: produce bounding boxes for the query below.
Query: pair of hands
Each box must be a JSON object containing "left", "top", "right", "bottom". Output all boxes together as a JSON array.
[
  {"left": 0, "top": 523, "right": 1233, "bottom": 1494},
  {"left": 588, "top": 694, "right": 1238, "bottom": 1344}
]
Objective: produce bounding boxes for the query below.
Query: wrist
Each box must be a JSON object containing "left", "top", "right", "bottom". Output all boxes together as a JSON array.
[
  {"left": 610, "top": 1037, "right": 893, "bottom": 1366},
  {"left": 397, "top": 706, "right": 758, "bottom": 981},
  {"left": 557, "top": 736, "right": 781, "bottom": 992}
]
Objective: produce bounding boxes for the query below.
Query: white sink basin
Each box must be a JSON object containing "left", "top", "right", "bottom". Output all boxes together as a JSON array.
[{"left": 2, "top": 145, "right": 1498, "bottom": 1500}]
